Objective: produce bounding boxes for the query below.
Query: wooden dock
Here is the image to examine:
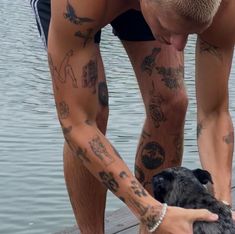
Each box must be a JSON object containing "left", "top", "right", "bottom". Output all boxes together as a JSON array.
[{"left": 55, "top": 170, "right": 235, "bottom": 234}]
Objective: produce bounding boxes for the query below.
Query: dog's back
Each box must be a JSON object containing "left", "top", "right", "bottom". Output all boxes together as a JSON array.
[
  {"left": 152, "top": 167, "right": 235, "bottom": 234},
  {"left": 187, "top": 192, "right": 235, "bottom": 233}
]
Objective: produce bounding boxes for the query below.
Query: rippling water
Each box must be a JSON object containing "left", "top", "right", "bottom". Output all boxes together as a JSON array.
[{"left": 0, "top": 1, "right": 235, "bottom": 234}]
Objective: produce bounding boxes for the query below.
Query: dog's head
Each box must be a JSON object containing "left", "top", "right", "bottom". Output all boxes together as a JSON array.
[{"left": 152, "top": 167, "right": 213, "bottom": 205}]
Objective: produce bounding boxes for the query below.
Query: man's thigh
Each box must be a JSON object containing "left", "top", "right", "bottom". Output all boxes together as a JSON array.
[
  {"left": 123, "top": 42, "right": 185, "bottom": 108},
  {"left": 111, "top": 10, "right": 185, "bottom": 99}
]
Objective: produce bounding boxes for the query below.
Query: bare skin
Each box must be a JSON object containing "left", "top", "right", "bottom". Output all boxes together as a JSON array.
[
  {"left": 141, "top": 0, "right": 235, "bottom": 208},
  {"left": 196, "top": 0, "right": 235, "bottom": 205},
  {"left": 46, "top": 0, "right": 235, "bottom": 233}
]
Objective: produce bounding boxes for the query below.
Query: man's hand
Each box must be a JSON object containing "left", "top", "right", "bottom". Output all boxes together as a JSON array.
[{"left": 155, "top": 206, "right": 218, "bottom": 234}]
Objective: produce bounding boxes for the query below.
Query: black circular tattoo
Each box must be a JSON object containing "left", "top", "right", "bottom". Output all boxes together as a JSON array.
[{"left": 141, "top": 142, "right": 165, "bottom": 170}]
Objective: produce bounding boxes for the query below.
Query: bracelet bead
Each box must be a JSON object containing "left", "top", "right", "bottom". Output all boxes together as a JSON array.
[{"left": 148, "top": 203, "right": 168, "bottom": 233}]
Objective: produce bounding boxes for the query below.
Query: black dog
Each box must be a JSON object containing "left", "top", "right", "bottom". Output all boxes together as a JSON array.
[{"left": 152, "top": 167, "right": 235, "bottom": 234}]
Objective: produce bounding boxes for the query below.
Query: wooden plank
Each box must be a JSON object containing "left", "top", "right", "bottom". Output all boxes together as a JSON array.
[
  {"left": 105, "top": 206, "right": 138, "bottom": 234},
  {"left": 54, "top": 226, "right": 79, "bottom": 234},
  {"left": 115, "top": 225, "right": 139, "bottom": 234},
  {"left": 54, "top": 207, "right": 139, "bottom": 234}
]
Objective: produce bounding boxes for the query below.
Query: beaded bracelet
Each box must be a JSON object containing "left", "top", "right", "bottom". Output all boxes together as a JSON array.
[{"left": 148, "top": 203, "right": 168, "bottom": 233}]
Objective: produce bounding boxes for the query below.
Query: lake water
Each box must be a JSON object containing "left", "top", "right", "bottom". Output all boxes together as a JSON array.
[{"left": 0, "top": 1, "right": 235, "bottom": 234}]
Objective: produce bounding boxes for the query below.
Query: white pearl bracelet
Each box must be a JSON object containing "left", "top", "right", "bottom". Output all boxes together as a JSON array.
[{"left": 148, "top": 203, "right": 168, "bottom": 233}]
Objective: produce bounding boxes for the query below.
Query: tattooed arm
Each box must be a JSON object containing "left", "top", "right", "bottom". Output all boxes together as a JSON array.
[
  {"left": 195, "top": 0, "right": 235, "bottom": 204},
  {"left": 47, "top": 0, "right": 168, "bottom": 230}
]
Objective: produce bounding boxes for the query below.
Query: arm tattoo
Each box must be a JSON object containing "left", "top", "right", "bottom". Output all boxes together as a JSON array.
[
  {"left": 141, "top": 206, "right": 161, "bottom": 232},
  {"left": 82, "top": 59, "right": 98, "bottom": 93},
  {"left": 119, "top": 171, "right": 129, "bottom": 179},
  {"left": 98, "top": 81, "right": 109, "bottom": 106},
  {"left": 59, "top": 120, "right": 72, "bottom": 136},
  {"left": 223, "top": 131, "right": 234, "bottom": 144},
  {"left": 59, "top": 120, "right": 91, "bottom": 162},
  {"left": 129, "top": 198, "right": 162, "bottom": 231},
  {"left": 75, "top": 29, "right": 93, "bottom": 48},
  {"left": 141, "top": 141, "right": 165, "bottom": 170},
  {"left": 99, "top": 171, "right": 119, "bottom": 192},
  {"left": 135, "top": 165, "right": 145, "bottom": 184},
  {"left": 199, "top": 39, "right": 222, "bottom": 61},
  {"left": 130, "top": 180, "right": 147, "bottom": 197},
  {"left": 141, "top": 48, "right": 161, "bottom": 76},
  {"left": 197, "top": 121, "right": 204, "bottom": 140},
  {"left": 64, "top": 1, "right": 94, "bottom": 25},
  {"left": 57, "top": 101, "right": 70, "bottom": 119},
  {"left": 155, "top": 66, "right": 184, "bottom": 89},
  {"left": 75, "top": 146, "right": 91, "bottom": 163},
  {"left": 48, "top": 50, "right": 78, "bottom": 89},
  {"left": 89, "top": 135, "right": 115, "bottom": 166},
  {"left": 129, "top": 198, "right": 149, "bottom": 216}
]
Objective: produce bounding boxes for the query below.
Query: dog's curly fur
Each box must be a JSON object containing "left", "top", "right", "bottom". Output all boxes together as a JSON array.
[{"left": 152, "top": 167, "right": 235, "bottom": 234}]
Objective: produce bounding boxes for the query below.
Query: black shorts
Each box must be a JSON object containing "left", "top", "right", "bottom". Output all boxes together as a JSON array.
[{"left": 30, "top": 0, "right": 155, "bottom": 48}]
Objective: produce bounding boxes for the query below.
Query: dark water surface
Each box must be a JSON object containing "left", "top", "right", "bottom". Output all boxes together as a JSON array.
[{"left": 0, "top": 1, "right": 235, "bottom": 234}]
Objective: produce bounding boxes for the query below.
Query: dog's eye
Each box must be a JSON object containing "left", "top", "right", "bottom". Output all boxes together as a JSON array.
[
  {"left": 159, "top": 177, "right": 164, "bottom": 182},
  {"left": 163, "top": 172, "right": 174, "bottom": 181}
]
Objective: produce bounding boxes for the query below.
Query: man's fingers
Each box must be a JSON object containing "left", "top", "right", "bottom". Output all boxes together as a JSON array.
[
  {"left": 232, "top": 211, "right": 235, "bottom": 221},
  {"left": 188, "top": 209, "right": 218, "bottom": 222}
]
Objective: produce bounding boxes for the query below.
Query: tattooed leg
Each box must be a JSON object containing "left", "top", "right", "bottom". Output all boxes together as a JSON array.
[
  {"left": 49, "top": 21, "right": 109, "bottom": 233},
  {"left": 63, "top": 143, "right": 107, "bottom": 233},
  {"left": 121, "top": 41, "right": 187, "bottom": 195}
]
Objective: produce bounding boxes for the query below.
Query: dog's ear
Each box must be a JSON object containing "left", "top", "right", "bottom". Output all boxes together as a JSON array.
[{"left": 192, "top": 169, "right": 213, "bottom": 184}]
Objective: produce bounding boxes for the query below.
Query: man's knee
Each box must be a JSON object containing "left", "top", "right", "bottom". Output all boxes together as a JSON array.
[
  {"left": 146, "top": 89, "right": 188, "bottom": 128},
  {"left": 167, "top": 90, "right": 188, "bottom": 116}
]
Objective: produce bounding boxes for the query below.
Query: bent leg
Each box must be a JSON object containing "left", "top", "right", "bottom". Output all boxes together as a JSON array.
[
  {"left": 63, "top": 44, "right": 109, "bottom": 233},
  {"left": 122, "top": 40, "right": 188, "bottom": 194},
  {"left": 63, "top": 143, "right": 107, "bottom": 233}
]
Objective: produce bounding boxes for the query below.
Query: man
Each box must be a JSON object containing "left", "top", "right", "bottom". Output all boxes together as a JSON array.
[{"left": 31, "top": 0, "right": 234, "bottom": 233}]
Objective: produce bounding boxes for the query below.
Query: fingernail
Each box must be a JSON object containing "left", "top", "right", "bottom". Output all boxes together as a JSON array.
[{"left": 210, "top": 214, "right": 218, "bottom": 220}]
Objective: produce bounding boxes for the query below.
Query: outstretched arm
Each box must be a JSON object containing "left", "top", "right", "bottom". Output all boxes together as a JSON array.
[{"left": 48, "top": 0, "right": 164, "bottom": 229}]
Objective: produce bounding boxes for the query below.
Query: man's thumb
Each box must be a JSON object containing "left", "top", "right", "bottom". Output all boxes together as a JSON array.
[{"left": 189, "top": 209, "right": 218, "bottom": 222}]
